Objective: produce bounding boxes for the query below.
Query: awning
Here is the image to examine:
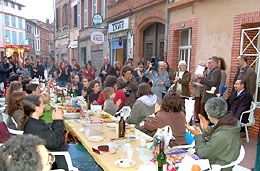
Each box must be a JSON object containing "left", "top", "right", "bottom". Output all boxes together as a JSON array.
[{"left": 68, "top": 41, "right": 78, "bottom": 48}]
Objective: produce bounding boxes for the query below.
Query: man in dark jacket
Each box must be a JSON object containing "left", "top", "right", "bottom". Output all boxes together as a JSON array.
[
  {"left": 196, "top": 56, "right": 221, "bottom": 118},
  {"left": 0, "top": 56, "right": 13, "bottom": 88},
  {"left": 99, "top": 56, "right": 116, "bottom": 88},
  {"left": 227, "top": 79, "right": 252, "bottom": 123},
  {"left": 233, "top": 55, "right": 257, "bottom": 98}
]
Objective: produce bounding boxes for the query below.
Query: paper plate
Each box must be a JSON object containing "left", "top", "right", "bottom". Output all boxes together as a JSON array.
[
  {"left": 114, "top": 159, "right": 136, "bottom": 168},
  {"left": 106, "top": 123, "right": 117, "bottom": 128},
  {"left": 63, "top": 113, "right": 81, "bottom": 119},
  {"left": 87, "top": 136, "right": 104, "bottom": 142},
  {"left": 206, "top": 90, "right": 214, "bottom": 94}
]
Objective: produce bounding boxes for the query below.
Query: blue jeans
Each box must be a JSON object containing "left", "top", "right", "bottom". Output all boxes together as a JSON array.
[{"left": 68, "top": 144, "right": 103, "bottom": 171}]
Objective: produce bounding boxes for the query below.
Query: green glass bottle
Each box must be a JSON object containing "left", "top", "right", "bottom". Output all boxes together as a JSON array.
[
  {"left": 157, "top": 141, "right": 167, "bottom": 171},
  {"left": 73, "top": 89, "right": 77, "bottom": 98}
]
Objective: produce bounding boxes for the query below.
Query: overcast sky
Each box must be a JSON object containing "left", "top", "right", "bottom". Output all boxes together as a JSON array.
[{"left": 18, "top": 0, "right": 54, "bottom": 22}]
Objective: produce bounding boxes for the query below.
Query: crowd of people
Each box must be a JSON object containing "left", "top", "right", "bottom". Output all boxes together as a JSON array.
[{"left": 0, "top": 54, "right": 257, "bottom": 170}]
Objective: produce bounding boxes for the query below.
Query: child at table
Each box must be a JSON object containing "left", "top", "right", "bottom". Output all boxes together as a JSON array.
[
  {"left": 103, "top": 87, "right": 121, "bottom": 116},
  {"left": 40, "top": 92, "right": 54, "bottom": 123}
]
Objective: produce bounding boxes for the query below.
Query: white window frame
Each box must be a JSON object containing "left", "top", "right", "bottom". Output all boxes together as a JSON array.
[
  {"left": 101, "top": 0, "right": 106, "bottom": 19},
  {"left": 179, "top": 29, "right": 192, "bottom": 71},
  {"left": 84, "top": 0, "right": 88, "bottom": 27},
  {"left": 92, "top": 0, "right": 97, "bottom": 19},
  {"left": 240, "top": 27, "right": 260, "bottom": 103}
]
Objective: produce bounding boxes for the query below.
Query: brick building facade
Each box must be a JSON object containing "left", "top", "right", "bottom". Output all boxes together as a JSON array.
[{"left": 107, "top": 0, "right": 260, "bottom": 136}]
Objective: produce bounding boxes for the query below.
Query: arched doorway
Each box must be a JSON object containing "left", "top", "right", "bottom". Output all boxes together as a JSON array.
[{"left": 143, "top": 23, "right": 165, "bottom": 62}]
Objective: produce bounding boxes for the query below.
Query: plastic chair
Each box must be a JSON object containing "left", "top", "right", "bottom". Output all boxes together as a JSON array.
[
  {"left": 1, "top": 113, "right": 24, "bottom": 135},
  {"left": 211, "top": 145, "right": 245, "bottom": 170},
  {"left": 50, "top": 151, "right": 78, "bottom": 171},
  {"left": 240, "top": 101, "right": 256, "bottom": 142}
]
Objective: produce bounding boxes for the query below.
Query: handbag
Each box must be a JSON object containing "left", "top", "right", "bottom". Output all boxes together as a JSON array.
[{"left": 0, "top": 121, "right": 10, "bottom": 143}]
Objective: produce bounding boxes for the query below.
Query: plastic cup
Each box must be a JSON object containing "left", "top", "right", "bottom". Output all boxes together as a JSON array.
[
  {"left": 139, "top": 137, "right": 146, "bottom": 148},
  {"left": 84, "top": 128, "right": 90, "bottom": 137},
  {"left": 129, "top": 124, "right": 135, "bottom": 133},
  {"left": 126, "top": 148, "right": 134, "bottom": 160}
]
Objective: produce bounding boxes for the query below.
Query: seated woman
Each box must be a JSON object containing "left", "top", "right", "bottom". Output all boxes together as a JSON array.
[
  {"left": 186, "top": 97, "right": 241, "bottom": 170},
  {"left": 7, "top": 91, "right": 26, "bottom": 130},
  {"left": 144, "top": 91, "right": 187, "bottom": 146},
  {"left": 21, "top": 94, "right": 103, "bottom": 171},
  {"left": 126, "top": 83, "right": 157, "bottom": 128}
]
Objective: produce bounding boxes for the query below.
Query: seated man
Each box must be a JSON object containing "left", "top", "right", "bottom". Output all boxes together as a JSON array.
[
  {"left": 186, "top": 97, "right": 241, "bottom": 170},
  {"left": 227, "top": 79, "right": 252, "bottom": 123},
  {"left": 0, "top": 134, "right": 54, "bottom": 171}
]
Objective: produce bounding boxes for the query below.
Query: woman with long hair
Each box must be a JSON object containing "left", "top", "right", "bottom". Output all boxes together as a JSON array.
[
  {"left": 58, "top": 62, "right": 69, "bottom": 87},
  {"left": 144, "top": 91, "right": 187, "bottom": 146},
  {"left": 7, "top": 91, "right": 26, "bottom": 130},
  {"left": 21, "top": 94, "right": 103, "bottom": 171},
  {"left": 114, "top": 61, "right": 122, "bottom": 78},
  {"left": 82, "top": 63, "right": 95, "bottom": 79},
  {"left": 35, "top": 60, "right": 45, "bottom": 79},
  {"left": 126, "top": 83, "right": 157, "bottom": 127}
]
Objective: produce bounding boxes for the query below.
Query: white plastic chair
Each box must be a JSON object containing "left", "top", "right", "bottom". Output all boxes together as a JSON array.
[
  {"left": 240, "top": 101, "right": 256, "bottom": 142},
  {"left": 211, "top": 145, "right": 245, "bottom": 170},
  {"left": 50, "top": 151, "right": 78, "bottom": 171},
  {"left": 1, "top": 113, "right": 24, "bottom": 135}
]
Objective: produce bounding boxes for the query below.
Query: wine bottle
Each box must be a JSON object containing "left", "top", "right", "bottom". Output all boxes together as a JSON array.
[
  {"left": 118, "top": 112, "right": 125, "bottom": 138},
  {"left": 157, "top": 141, "right": 167, "bottom": 171},
  {"left": 86, "top": 95, "right": 90, "bottom": 110}
]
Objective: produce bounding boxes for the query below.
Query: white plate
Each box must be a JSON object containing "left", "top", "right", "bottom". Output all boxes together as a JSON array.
[
  {"left": 114, "top": 159, "right": 136, "bottom": 168},
  {"left": 63, "top": 113, "right": 81, "bottom": 119},
  {"left": 206, "top": 90, "right": 214, "bottom": 94},
  {"left": 106, "top": 123, "right": 117, "bottom": 128},
  {"left": 87, "top": 136, "right": 104, "bottom": 142}
]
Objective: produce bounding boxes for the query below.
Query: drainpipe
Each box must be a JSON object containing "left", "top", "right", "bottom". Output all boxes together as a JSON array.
[
  {"left": 53, "top": 0, "right": 56, "bottom": 61},
  {"left": 164, "top": 0, "right": 170, "bottom": 62}
]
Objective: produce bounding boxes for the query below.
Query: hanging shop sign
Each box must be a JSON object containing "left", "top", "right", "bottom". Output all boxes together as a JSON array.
[
  {"left": 108, "top": 17, "right": 129, "bottom": 33},
  {"left": 91, "top": 31, "right": 104, "bottom": 44},
  {"left": 92, "top": 13, "right": 103, "bottom": 27}
]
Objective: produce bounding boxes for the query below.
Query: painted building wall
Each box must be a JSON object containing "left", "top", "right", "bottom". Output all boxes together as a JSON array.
[{"left": 168, "top": 0, "right": 260, "bottom": 136}]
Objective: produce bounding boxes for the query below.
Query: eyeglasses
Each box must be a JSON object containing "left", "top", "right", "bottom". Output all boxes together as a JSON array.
[{"left": 45, "top": 152, "right": 55, "bottom": 166}]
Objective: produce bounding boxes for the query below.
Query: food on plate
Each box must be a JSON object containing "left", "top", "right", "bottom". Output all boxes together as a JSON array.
[
  {"left": 66, "top": 107, "right": 81, "bottom": 113},
  {"left": 100, "top": 113, "right": 110, "bottom": 119}
]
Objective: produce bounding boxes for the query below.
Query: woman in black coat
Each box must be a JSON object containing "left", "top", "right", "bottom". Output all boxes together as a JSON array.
[{"left": 35, "top": 60, "right": 45, "bottom": 79}]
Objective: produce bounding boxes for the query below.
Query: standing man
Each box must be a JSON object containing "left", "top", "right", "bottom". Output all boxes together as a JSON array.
[
  {"left": 196, "top": 56, "right": 221, "bottom": 118},
  {"left": 0, "top": 56, "right": 13, "bottom": 89},
  {"left": 99, "top": 56, "right": 116, "bottom": 88},
  {"left": 233, "top": 55, "right": 257, "bottom": 98},
  {"left": 24, "top": 58, "right": 34, "bottom": 78},
  {"left": 145, "top": 61, "right": 170, "bottom": 102}
]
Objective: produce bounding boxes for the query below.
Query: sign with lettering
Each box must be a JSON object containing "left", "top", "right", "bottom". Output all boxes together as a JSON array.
[
  {"left": 91, "top": 31, "right": 104, "bottom": 44},
  {"left": 108, "top": 17, "right": 129, "bottom": 33},
  {"left": 92, "top": 13, "right": 103, "bottom": 26}
]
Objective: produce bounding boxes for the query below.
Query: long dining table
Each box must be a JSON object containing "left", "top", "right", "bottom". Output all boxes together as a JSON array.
[{"left": 63, "top": 112, "right": 154, "bottom": 171}]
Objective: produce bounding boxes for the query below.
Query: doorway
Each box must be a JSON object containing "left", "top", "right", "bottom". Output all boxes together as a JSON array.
[{"left": 143, "top": 23, "right": 165, "bottom": 62}]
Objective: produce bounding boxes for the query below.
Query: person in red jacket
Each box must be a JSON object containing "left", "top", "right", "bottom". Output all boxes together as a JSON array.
[
  {"left": 98, "top": 75, "right": 125, "bottom": 109},
  {"left": 82, "top": 63, "right": 95, "bottom": 80}
]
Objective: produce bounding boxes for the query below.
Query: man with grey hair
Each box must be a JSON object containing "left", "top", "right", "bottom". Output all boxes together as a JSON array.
[
  {"left": 186, "top": 97, "right": 241, "bottom": 170},
  {"left": 197, "top": 56, "right": 221, "bottom": 118},
  {"left": 145, "top": 61, "right": 170, "bottom": 102},
  {"left": 0, "top": 134, "right": 54, "bottom": 171},
  {"left": 99, "top": 56, "right": 116, "bottom": 88},
  {"left": 232, "top": 55, "right": 256, "bottom": 98}
]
